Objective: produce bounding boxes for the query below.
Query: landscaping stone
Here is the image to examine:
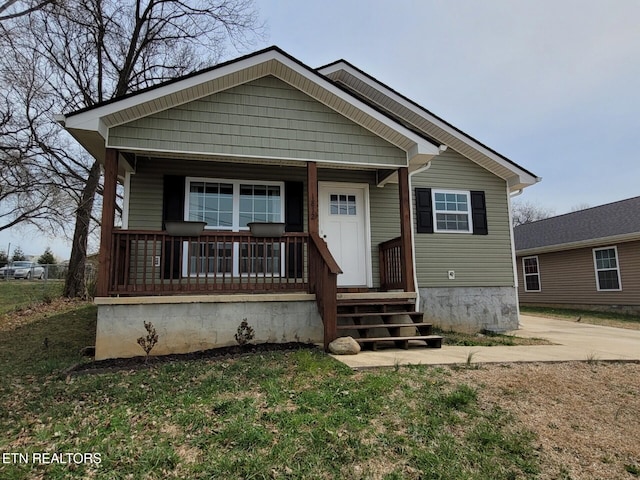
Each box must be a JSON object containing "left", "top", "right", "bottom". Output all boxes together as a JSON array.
[{"left": 329, "top": 336, "right": 361, "bottom": 355}]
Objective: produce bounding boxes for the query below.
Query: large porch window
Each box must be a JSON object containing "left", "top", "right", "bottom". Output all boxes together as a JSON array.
[
  {"left": 186, "top": 178, "right": 284, "bottom": 229},
  {"left": 184, "top": 178, "right": 285, "bottom": 277}
]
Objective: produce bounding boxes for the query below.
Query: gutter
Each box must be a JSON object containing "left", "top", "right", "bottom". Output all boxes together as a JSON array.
[{"left": 515, "top": 232, "right": 640, "bottom": 257}]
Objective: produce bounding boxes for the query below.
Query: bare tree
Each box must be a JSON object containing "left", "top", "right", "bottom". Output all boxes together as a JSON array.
[
  {"left": 1, "top": 0, "right": 264, "bottom": 297},
  {"left": 0, "top": 0, "right": 57, "bottom": 21},
  {"left": 511, "top": 200, "right": 555, "bottom": 227},
  {"left": 570, "top": 203, "right": 591, "bottom": 212}
]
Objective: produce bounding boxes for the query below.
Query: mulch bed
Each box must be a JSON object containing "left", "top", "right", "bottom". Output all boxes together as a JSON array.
[{"left": 66, "top": 342, "right": 320, "bottom": 376}]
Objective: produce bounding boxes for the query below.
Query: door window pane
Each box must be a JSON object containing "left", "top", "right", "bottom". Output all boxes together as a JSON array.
[{"left": 330, "top": 193, "right": 357, "bottom": 216}]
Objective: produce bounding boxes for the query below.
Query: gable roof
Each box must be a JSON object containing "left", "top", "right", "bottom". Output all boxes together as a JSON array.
[
  {"left": 514, "top": 196, "right": 640, "bottom": 254},
  {"left": 317, "top": 59, "right": 540, "bottom": 191},
  {"left": 57, "top": 46, "right": 538, "bottom": 190}
]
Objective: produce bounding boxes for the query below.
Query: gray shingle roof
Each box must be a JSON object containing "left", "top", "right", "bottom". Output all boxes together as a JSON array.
[{"left": 514, "top": 196, "right": 640, "bottom": 252}]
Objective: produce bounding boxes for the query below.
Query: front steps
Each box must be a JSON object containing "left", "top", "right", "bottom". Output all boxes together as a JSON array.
[{"left": 336, "top": 292, "right": 443, "bottom": 350}]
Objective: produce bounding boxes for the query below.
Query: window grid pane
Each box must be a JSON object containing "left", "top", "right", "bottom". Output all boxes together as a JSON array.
[
  {"left": 598, "top": 270, "right": 620, "bottom": 290},
  {"left": 239, "top": 184, "right": 282, "bottom": 227},
  {"left": 330, "top": 193, "right": 357, "bottom": 216},
  {"left": 188, "top": 182, "right": 233, "bottom": 228},
  {"left": 594, "top": 248, "right": 620, "bottom": 290},
  {"left": 433, "top": 191, "right": 471, "bottom": 232}
]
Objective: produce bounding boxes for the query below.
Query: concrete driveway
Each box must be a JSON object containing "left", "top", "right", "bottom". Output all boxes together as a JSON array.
[{"left": 332, "top": 315, "right": 640, "bottom": 369}]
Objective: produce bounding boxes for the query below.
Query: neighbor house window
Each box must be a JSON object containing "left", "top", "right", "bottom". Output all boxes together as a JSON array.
[
  {"left": 593, "top": 247, "right": 622, "bottom": 291},
  {"left": 184, "top": 178, "right": 284, "bottom": 277},
  {"left": 432, "top": 190, "right": 472, "bottom": 233},
  {"left": 522, "top": 256, "right": 541, "bottom": 292}
]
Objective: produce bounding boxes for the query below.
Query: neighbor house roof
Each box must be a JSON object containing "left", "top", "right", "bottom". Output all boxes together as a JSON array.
[{"left": 514, "top": 196, "right": 640, "bottom": 255}]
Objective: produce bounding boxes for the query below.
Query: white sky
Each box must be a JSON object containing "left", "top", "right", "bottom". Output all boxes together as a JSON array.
[{"left": 2, "top": 0, "right": 639, "bottom": 260}]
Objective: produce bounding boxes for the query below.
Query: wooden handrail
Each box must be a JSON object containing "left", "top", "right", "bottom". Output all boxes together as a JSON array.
[
  {"left": 308, "top": 233, "right": 340, "bottom": 350},
  {"left": 309, "top": 232, "right": 342, "bottom": 275}
]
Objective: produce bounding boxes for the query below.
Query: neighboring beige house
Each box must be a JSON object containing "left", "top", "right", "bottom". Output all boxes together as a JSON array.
[
  {"left": 57, "top": 47, "right": 539, "bottom": 360},
  {"left": 514, "top": 196, "right": 640, "bottom": 314}
]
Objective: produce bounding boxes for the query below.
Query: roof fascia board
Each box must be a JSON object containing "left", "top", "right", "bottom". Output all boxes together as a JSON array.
[
  {"left": 516, "top": 232, "right": 640, "bottom": 256},
  {"left": 318, "top": 61, "right": 539, "bottom": 186},
  {"left": 61, "top": 48, "right": 440, "bottom": 158}
]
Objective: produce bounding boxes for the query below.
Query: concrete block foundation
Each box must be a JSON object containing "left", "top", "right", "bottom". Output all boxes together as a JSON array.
[
  {"left": 418, "top": 286, "right": 519, "bottom": 333},
  {"left": 94, "top": 294, "right": 323, "bottom": 360}
]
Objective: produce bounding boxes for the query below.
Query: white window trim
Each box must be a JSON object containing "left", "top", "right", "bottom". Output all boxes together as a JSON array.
[
  {"left": 184, "top": 177, "right": 285, "bottom": 231},
  {"left": 432, "top": 189, "right": 473, "bottom": 234},
  {"left": 592, "top": 246, "right": 622, "bottom": 291},
  {"left": 182, "top": 177, "right": 285, "bottom": 277},
  {"left": 522, "top": 255, "right": 541, "bottom": 292}
]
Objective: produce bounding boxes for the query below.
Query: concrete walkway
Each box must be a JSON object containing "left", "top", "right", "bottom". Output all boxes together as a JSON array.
[{"left": 332, "top": 315, "right": 640, "bottom": 369}]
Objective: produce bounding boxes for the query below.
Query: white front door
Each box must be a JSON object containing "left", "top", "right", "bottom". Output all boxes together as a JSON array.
[{"left": 318, "top": 183, "right": 370, "bottom": 287}]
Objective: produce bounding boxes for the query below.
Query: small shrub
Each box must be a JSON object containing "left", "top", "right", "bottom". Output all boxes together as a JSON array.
[
  {"left": 137, "top": 321, "right": 159, "bottom": 361},
  {"left": 235, "top": 318, "right": 255, "bottom": 346}
]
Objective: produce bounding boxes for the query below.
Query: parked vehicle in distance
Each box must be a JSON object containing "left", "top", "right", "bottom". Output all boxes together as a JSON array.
[{"left": 0, "top": 261, "right": 45, "bottom": 280}]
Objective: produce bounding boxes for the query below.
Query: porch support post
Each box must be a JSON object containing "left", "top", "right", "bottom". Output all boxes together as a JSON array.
[
  {"left": 307, "top": 161, "right": 319, "bottom": 235},
  {"left": 97, "top": 148, "right": 118, "bottom": 297},
  {"left": 398, "top": 167, "right": 416, "bottom": 292}
]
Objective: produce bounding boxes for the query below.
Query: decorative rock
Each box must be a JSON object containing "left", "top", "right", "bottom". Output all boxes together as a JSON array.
[{"left": 328, "top": 336, "right": 361, "bottom": 355}]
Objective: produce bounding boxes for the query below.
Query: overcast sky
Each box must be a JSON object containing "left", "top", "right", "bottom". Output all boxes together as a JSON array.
[{"left": 2, "top": 0, "right": 639, "bottom": 260}]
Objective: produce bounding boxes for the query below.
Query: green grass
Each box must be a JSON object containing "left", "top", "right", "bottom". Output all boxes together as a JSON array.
[
  {"left": 0, "top": 280, "right": 64, "bottom": 315},
  {"left": 0, "top": 303, "right": 96, "bottom": 375},
  {"left": 0, "top": 303, "right": 542, "bottom": 479},
  {"left": 435, "top": 328, "right": 550, "bottom": 347},
  {"left": 521, "top": 305, "right": 640, "bottom": 330}
]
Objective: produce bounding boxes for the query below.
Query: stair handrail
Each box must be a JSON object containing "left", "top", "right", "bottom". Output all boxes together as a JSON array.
[{"left": 308, "top": 232, "right": 342, "bottom": 350}]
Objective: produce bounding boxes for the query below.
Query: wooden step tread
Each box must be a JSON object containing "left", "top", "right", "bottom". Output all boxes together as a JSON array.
[
  {"left": 356, "top": 335, "right": 443, "bottom": 350},
  {"left": 337, "top": 299, "right": 415, "bottom": 306},
  {"left": 337, "top": 311, "right": 422, "bottom": 319},
  {"left": 355, "top": 335, "right": 442, "bottom": 343},
  {"left": 337, "top": 322, "right": 432, "bottom": 330}
]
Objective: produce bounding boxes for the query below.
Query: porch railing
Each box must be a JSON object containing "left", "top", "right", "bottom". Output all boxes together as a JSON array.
[
  {"left": 379, "top": 236, "right": 403, "bottom": 291},
  {"left": 108, "top": 230, "right": 309, "bottom": 295}
]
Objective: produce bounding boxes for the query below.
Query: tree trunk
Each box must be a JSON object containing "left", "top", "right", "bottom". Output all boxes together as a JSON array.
[{"left": 63, "top": 160, "right": 100, "bottom": 298}]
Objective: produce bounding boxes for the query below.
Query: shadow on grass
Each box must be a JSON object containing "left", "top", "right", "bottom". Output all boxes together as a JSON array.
[{"left": 0, "top": 304, "right": 96, "bottom": 376}]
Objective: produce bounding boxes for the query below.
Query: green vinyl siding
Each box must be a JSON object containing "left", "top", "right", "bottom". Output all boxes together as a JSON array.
[
  {"left": 109, "top": 76, "right": 405, "bottom": 167},
  {"left": 412, "top": 150, "right": 515, "bottom": 287}
]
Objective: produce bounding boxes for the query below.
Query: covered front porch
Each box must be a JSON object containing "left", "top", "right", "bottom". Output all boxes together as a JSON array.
[{"left": 97, "top": 150, "right": 418, "bottom": 350}]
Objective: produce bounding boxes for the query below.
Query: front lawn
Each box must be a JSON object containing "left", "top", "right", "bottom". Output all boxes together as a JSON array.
[{"left": 0, "top": 302, "right": 540, "bottom": 479}]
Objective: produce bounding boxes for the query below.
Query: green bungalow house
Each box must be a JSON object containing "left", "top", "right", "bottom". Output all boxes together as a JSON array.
[{"left": 57, "top": 47, "right": 539, "bottom": 360}]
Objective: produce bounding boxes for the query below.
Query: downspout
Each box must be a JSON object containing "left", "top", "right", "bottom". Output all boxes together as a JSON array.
[
  {"left": 407, "top": 145, "right": 446, "bottom": 310},
  {"left": 506, "top": 185, "right": 522, "bottom": 327}
]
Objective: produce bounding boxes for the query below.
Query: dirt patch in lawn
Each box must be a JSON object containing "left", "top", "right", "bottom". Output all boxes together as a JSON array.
[{"left": 446, "top": 362, "right": 640, "bottom": 480}]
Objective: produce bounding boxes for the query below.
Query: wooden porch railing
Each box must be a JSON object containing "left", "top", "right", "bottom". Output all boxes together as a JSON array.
[
  {"left": 108, "top": 230, "right": 309, "bottom": 295},
  {"left": 379, "top": 236, "right": 404, "bottom": 291},
  {"left": 308, "top": 232, "right": 342, "bottom": 349}
]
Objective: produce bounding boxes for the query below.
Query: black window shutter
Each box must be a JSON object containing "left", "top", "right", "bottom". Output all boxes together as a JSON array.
[
  {"left": 162, "top": 175, "right": 186, "bottom": 228},
  {"left": 470, "top": 191, "right": 488, "bottom": 235},
  {"left": 162, "top": 176, "right": 185, "bottom": 279},
  {"left": 284, "top": 181, "right": 304, "bottom": 232},
  {"left": 284, "top": 181, "right": 304, "bottom": 278},
  {"left": 415, "top": 187, "right": 433, "bottom": 233}
]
